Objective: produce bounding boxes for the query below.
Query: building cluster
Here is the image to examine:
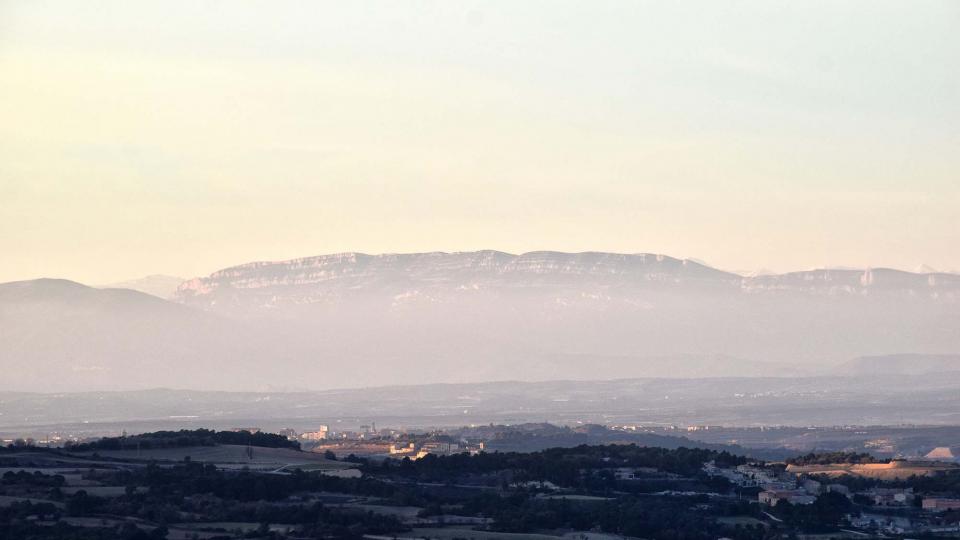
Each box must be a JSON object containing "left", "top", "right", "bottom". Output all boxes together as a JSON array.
[
  {"left": 705, "top": 461, "right": 822, "bottom": 506},
  {"left": 869, "top": 487, "right": 915, "bottom": 506},
  {"left": 757, "top": 489, "right": 816, "bottom": 506},
  {"left": 388, "top": 439, "right": 484, "bottom": 459},
  {"left": 613, "top": 467, "right": 665, "bottom": 481},
  {"left": 703, "top": 461, "right": 795, "bottom": 491},
  {"left": 705, "top": 457, "right": 960, "bottom": 534},
  {"left": 923, "top": 497, "right": 960, "bottom": 512},
  {"left": 753, "top": 476, "right": 854, "bottom": 506},
  {"left": 273, "top": 424, "right": 397, "bottom": 443},
  {"left": 271, "top": 424, "right": 487, "bottom": 459},
  {"left": 297, "top": 425, "right": 329, "bottom": 441}
]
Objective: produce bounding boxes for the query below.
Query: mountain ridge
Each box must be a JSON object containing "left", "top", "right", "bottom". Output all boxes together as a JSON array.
[
  {"left": 174, "top": 250, "right": 960, "bottom": 313},
  {"left": 3, "top": 251, "right": 960, "bottom": 393}
]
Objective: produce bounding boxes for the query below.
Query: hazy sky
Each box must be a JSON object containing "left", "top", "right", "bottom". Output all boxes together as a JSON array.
[{"left": 1, "top": 1, "right": 958, "bottom": 284}]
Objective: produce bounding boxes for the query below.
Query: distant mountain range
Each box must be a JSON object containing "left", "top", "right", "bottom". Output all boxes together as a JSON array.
[
  {"left": 0, "top": 278, "right": 280, "bottom": 391},
  {"left": 2, "top": 251, "right": 959, "bottom": 392},
  {"left": 175, "top": 252, "right": 960, "bottom": 310}
]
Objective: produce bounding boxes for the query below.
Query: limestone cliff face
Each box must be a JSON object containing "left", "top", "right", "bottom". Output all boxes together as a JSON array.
[
  {"left": 5, "top": 253, "right": 960, "bottom": 392},
  {"left": 174, "top": 251, "right": 960, "bottom": 312},
  {"left": 163, "top": 251, "right": 960, "bottom": 384}
]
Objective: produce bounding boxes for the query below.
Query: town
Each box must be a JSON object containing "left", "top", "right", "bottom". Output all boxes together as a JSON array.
[{"left": 3, "top": 424, "right": 960, "bottom": 539}]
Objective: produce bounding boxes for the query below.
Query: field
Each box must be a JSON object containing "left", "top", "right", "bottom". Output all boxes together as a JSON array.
[
  {"left": 392, "top": 528, "right": 630, "bottom": 540},
  {"left": 718, "top": 516, "right": 768, "bottom": 527},
  {"left": 785, "top": 460, "right": 960, "bottom": 480},
  {"left": 0, "top": 495, "right": 65, "bottom": 508},
  {"left": 403, "top": 528, "right": 567, "bottom": 540},
  {"left": 60, "top": 486, "right": 146, "bottom": 497},
  {"left": 170, "top": 522, "right": 298, "bottom": 533},
  {"left": 56, "top": 517, "right": 241, "bottom": 540},
  {"left": 72, "top": 444, "right": 353, "bottom": 471},
  {"left": 338, "top": 504, "right": 422, "bottom": 520},
  {"left": 0, "top": 468, "right": 98, "bottom": 487},
  {"left": 536, "top": 494, "right": 615, "bottom": 502},
  {"left": 333, "top": 503, "right": 493, "bottom": 526}
]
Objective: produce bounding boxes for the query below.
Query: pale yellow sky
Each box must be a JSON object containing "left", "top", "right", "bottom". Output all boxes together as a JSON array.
[{"left": 1, "top": 1, "right": 958, "bottom": 283}]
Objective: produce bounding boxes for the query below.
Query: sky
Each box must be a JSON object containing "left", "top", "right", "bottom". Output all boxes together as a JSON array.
[{"left": 1, "top": 1, "right": 958, "bottom": 284}]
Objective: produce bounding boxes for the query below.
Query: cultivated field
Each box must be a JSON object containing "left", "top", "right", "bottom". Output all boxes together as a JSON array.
[
  {"left": 785, "top": 460, "right": 960, "bottom": 480},
  {"left": 404, "top": 528, "right": 566, "bottom": 540},
  {"left": 0, "top": 495, "right": 65, "bottom": 508},
  {"left": 394, "top": 528, "right": 630, "bottom": 540},
  {"left": 71, "top": 445, "right": 352, "bottom": 471},
  {"left": 60, "top": 486, "right": 146, "bottom": 497}
]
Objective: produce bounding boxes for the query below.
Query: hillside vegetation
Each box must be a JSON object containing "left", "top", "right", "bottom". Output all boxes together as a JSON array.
[{"left": 64, "top": 429, "right": 299, "bottom": 452}]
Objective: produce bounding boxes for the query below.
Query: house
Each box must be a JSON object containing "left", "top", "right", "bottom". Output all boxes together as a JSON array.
[
  {"left": 421, "top": 441, "right": 459, "bottom": 454},
  {"left": 614, "top": 467, "right": 659, "bottom": 480},
  {"left": 759, "top": 489, "right": 816, "bottom": 506},
  {"left": 760, "top": 481, "right": 797, "bottom": 491},
  {"left": 867, "top": 487, "right": 914, "bottom": 506},
  {"left": 410, "top": 441, "right": 463, "bottom": 459},
  {"left": 922, "top": 497, "right": 960, "bottom": 512},
  {"left": 390, "top": 442, "right": 416, "bottom": 455},
  {"left": 301, "top": 426, "right": 330, "bottom": 441},
  {"left": 801, "top": 478, "right": 822, "bottom": 494},
  {"left": 825, "top": 483, "right": 850, "bottom": 496},
  {"left": 737, "top": 464, "right": 783, "bottom": 487},
  {"left": 703, "top": 462, "right": 758, "bottom": 487}
]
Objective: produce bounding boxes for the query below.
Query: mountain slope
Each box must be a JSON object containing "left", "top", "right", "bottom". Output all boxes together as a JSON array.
[
  {"left": 99, "top": 274, "right": 184, "bottom": 299},
  {"left": 0, "top": 279, "right": 300, "bottom": 391}
]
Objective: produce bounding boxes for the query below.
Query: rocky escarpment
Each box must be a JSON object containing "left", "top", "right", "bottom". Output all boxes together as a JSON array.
[
  {"left": 4, "top": 253, "right": 960, "bottom": 391},
  {"left": 174, "top": 251, "right": 960, "bottom": 312}
]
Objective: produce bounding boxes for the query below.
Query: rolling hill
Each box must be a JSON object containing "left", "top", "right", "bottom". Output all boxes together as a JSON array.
[
  {"left": 0, "top": 279, "right": 298, "bottom": 391},
  {"left": 99, "top": 275, "right": 185, "bottom": 299}
]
